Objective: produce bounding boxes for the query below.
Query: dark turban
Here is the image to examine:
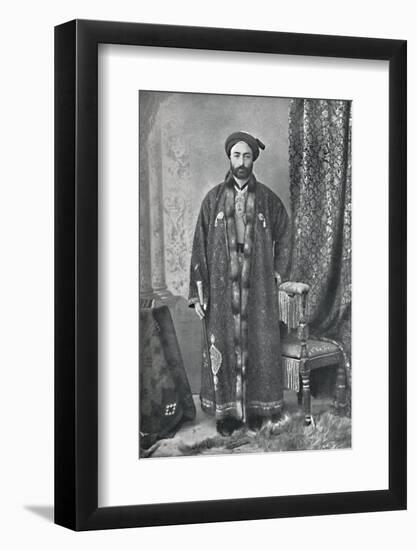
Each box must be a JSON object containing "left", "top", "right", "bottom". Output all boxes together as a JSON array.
[{"left": 225, "top": 131, "right": 266, "bottom": 161}]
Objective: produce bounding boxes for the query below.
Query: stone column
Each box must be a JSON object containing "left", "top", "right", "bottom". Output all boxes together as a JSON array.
[
  {"left": 139, "top": 160, "right": 154, "bottom": 299},
  {"left": 149, "top": 125, "right": 172, "bottom": 301},
  {"left": 139, "top": 96, "right": 155, "bottom": 300}
]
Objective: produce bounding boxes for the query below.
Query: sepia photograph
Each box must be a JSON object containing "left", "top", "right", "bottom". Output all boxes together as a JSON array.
[
  {"left": 51, "top": 12, "right": 406, "bottom": 535},
  {"left": 139, "top": 90, "right": 351, "bottom": 458}
]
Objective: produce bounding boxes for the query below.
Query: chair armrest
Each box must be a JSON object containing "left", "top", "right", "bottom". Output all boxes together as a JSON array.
[{"left": 279, "top": 281, "right": 310, "bottom": 295}]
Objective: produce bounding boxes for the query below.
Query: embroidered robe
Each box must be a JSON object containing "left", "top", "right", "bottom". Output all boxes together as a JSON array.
[{"left": 188, "top": 172, "right": 291, "bottom": 420}]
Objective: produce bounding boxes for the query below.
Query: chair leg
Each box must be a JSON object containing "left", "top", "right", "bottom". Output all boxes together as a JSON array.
[
  {"left": 301, "top": 370, "right": 311, "bottom": 426},
  {"left": 297, "top": 384, "right": 303, "bottom": 406},
  {"left": 334, "top": 364, "right": 347, "bottom": 413}
]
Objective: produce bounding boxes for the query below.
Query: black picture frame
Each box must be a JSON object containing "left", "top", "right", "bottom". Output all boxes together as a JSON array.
[{"left": 54, "top": 19, "right": 407, "bottom": 531}]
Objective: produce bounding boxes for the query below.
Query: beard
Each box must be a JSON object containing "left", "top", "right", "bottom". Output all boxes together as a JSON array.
[{"left": 231, "top": 164, "right": 252, "bottom": 179}]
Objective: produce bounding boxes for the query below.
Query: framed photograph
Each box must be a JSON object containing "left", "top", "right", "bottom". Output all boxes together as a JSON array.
[{"left": 55, "top": 19, "right": 406, "bottom": 530}]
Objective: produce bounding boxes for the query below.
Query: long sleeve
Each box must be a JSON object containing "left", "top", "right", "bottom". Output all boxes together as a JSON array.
[
  {"left": 188, "top": 198, "right": 210, "bottom": 308},
  {"left": 273, "top": 201, "right": 292, "bottom": 283}
]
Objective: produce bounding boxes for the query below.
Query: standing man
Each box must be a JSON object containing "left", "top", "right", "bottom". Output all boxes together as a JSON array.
[{"left": 188, "top": 131, "right": 291, "bottom": 436}]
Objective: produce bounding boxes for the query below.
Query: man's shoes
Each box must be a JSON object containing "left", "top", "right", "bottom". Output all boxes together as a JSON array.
[
  {"left": 216, "top": 417, "right": 242, "bottom": 436},
  {"left": 270, "top": 411, "right": 283, "bottom": 423},
  {"left": 218, "top": 412, "right": 286, "bottom": 435},
  {"left": 247, "top": 414, "right": 264, "bottom": 432}
]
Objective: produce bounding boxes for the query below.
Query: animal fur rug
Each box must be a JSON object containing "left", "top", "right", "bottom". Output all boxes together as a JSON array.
[{"left": 177, "top": 409, "right": 351, "bottom": 456}]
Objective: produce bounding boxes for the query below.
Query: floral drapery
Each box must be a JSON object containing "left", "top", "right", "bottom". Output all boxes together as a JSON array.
[{"left": 288, "top": 99, "right": 352, "bottom": 379}]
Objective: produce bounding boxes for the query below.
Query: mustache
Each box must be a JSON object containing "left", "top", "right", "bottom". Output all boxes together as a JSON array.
[{"left": 232, "top": 165, "right": 251, "bottom": 176}]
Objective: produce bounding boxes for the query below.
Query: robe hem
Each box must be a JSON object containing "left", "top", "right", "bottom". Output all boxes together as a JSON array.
[{"left": 200, "top": 396, "right": 284, "bottom": 419}]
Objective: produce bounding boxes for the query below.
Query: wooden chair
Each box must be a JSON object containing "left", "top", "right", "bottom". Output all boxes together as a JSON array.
[{"left": 278, "top": 281, "right": 347, "bottom": 425}]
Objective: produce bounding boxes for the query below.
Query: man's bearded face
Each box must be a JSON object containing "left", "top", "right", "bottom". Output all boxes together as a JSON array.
[{"left": 229, "top": 141, "right": 254, "bottom": 179}]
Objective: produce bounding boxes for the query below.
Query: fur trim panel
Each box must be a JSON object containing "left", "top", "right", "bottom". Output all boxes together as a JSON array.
[{"left": 224, "top": 173, "right": 256, "bottom": 420}]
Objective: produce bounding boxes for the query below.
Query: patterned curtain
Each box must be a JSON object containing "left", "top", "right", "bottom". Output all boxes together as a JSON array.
[{"left": 288, "top": 99, "right": 352, "bottom": 382}]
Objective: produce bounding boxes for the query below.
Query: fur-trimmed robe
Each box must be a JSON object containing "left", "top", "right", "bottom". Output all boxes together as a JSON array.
[{"left": 188, "top": 172, "right": 291, "bottom": 421}]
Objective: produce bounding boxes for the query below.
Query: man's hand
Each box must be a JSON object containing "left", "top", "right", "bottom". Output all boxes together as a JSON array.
[{"left": 195, "top": 303, "right": 205, "bottom": 320}]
